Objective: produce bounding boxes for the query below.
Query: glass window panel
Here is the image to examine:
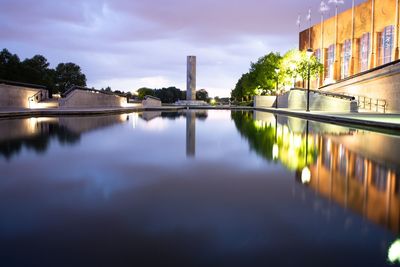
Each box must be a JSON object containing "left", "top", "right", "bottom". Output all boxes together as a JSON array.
[
  {"left": 326, "top": 44, "right": 335, "bottom": 80},
  {"left": 359, "top": 33, "right": 370, "bottom": 72},
  {"left": 341, "top": 40, "right": 352, "bottom": 79},
  {"left": 379, "top": 26, "right": 394, "bottom": 65}
]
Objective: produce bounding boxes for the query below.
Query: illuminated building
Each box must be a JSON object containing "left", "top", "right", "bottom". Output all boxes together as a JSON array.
[{"left": 300, "top": 0, "right": 400, "bottom": 85}]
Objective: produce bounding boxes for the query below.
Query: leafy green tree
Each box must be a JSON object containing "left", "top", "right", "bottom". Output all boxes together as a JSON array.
[
  {"left": 250, "top": 52, "right": 282, "bottom": 94},
  {"left": 0, "top": 49, "right": 22, "bottom": 81},
  {"left": 21, "top": 55, "right": 52, "bottom": 86},
  {"left": 296, "top": 53, "right": 324, "bottom": 84},
  {"left": 231, "top": 73, "right": 253, "bottom": 101},
  {"left": 137, "top": 87, "right": 154, "bottom": 100},
  {"left": 154, "top": 87, "right": 184, "bottom": 103},
  {"left": 281, "top": 49, "right": 323, "bottom": 88},
  {"left": 196, "top": 89, "right": 209, "bottom": 101},
  {"left": 55, "top": 63, "right": 87, "bottom": 93},
  {"left": 281, "top": 49, "right": 303, "bottom": 87},
  {"left": 231, "top": 52, "right": 282, "bottom": 101}
]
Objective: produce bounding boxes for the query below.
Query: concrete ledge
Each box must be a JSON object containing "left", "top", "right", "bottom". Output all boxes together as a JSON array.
[
  {"left": 255, "top": 107, "right": 400, "bottom": 133},
  {"left": 254, "top": 90, "right": 358, "bottom": 112}
]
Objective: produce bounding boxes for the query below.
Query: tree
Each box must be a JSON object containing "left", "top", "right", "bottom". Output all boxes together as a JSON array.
[
  {"left": 55, "top": 63, "right": 86, "bottom": 93},
  {"left": 21, "top": 55, "right": 52, "bottom": 86},
  {"left": 250, "top": 52, "right": 282, "bottom": 94},
  {"left": 137, "top": 87, "right": 154, "bottom": 100},
  {"left": 0, "top": 49, "right": 22, "bottom": 81},
  {"left": 281, "top": 49, "right": 323, "bottom": 88},
  {"left": 154, "top": 87, "right": 184, "bottom": 103},
  {"left": 231, "top": 52, "right": 282, "bottom": 101},
  {"left": 296, "top": 52, "right": 324, "bottom": 85},
  {"left": 196, "top": 89, "right": 209, "bottom": 101}
]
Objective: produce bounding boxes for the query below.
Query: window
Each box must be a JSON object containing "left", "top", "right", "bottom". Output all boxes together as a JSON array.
[
  {"left": 315, "top": 49, "right": 322, "bottom": 63},
  {"left": 359, "top": 33, "right": 370, "bottom": 72},
  {"left": 326, "top": 45, "right": 335, "bottom": 80},
  {"left": 341, "top": 40, "right": 352, "bottom": 79},
  {"left": 378, "top": 25, "right": 395, "bottom": 65}
]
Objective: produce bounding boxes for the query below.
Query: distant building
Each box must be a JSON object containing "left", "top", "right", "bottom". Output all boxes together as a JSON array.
[{"left": 300, "top": 0, "right": 400, "bottom": 86}]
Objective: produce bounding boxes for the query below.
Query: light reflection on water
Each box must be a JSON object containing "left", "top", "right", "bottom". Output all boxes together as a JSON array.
[
  {"left": 0, "top": 110, "right": 399, "bottom": 267},
  {"left": 246, "top": 111, "right": 400, "bottom": 235}
]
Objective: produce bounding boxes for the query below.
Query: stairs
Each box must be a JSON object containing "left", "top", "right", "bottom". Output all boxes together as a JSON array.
[{"left": 36, "top": 99, "right": 59, "bottom": 109}]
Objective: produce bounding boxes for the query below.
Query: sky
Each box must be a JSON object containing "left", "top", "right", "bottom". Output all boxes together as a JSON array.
[{"left": 0, "top": 0, "right": 364, "bottom": 97}]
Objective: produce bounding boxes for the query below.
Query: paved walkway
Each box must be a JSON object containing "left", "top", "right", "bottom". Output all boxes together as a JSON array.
[{"left": 255, "top": 108, "right": 400, "bottom": 131}]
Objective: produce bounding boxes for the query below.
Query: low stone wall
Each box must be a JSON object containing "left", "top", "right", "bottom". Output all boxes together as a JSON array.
[
  {"left": 321, "top": 61, "right": 400, "bottom": 113},
  {"left": 59, "top": 89, "right": 127, "bottom": 108},
  {"left": 254, "top": 90, "right": 358, "bottom": 112},
  {"left": 0, "top": 83, "right": 48, "bottom": 109},
  {"left": 254, "top": 96, "right": 276, "bottom": 108},
  {"left": 142, "top": 97, "right": 161, "bottom": 108},
  {"left": 287, "top": 90, "right": 358, "bottom": 112}
]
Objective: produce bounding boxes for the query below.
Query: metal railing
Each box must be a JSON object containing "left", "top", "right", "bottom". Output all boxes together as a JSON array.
[
  {"left": 28, "top": 90, "right": 44, "bottom": 108},
  {"left": 338, "top": 92, "right": 388, "bottom": 113},
  {"left": 357, "top": 96, "right": 388, "bottom": 113}
]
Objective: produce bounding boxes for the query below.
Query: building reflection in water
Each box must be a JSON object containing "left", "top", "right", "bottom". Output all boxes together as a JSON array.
[
  {"left": 233, "top": 110, "right": 400, "bottom": 235},
  {"left": 311, "top": 135, "right": 400, "bottom": 234}
]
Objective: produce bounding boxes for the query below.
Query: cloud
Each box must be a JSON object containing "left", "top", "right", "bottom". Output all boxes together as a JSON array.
[{"left": 0, "top": 0, "right": 363, "bottom": 96}]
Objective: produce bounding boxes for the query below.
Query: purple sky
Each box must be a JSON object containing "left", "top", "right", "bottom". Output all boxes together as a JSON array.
[{"left": 0, "top": 0, "right": 363, "bottom": 96}]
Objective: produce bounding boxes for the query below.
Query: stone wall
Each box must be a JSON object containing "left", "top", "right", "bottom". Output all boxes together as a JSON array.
[
  {"left": 321, "top": 62, "right": 400, "bottom": 113},
  {"left": 254, "top": 90, "right": 358, "bottom": 112},
  {"left": 253, "top": 96, "right": 276, "bottom": 108},
  {"left": 288, "top": 90, "right": 358, "bottom": 112},
  {"left": 142, "top": 97, "right": 162, "bottom": 108},
  {"left": 0, "top": 83, "right": 48, "bottom": 109},
  {"left": 59, "top": 89, "right": 127, "bottom": 108}
]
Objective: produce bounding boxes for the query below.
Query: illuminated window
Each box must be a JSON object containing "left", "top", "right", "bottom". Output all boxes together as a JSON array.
[
  {"left": 326, "top": 44, "right": 335, "bottom": 80},
  {"left": 359, "top": 33, "right": 370, "bottom": 72},
  {"left": 378, "top": 25, "right": 395, "bottom": 65},
  {"left": 315, "top": 49, "right": 322, "bottom": 63},
  {"left": 341, "top": 40, "right": 352, "bottom": 79}
]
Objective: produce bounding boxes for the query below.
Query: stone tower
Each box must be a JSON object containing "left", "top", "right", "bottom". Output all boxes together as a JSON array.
[{"left": 186, "top": 56, "right": 196, "bottom": 101}]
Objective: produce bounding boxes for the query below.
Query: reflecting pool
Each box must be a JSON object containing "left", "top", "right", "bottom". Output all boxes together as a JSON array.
[{"left": 0, "top": 110, "right": 399, "bottom": 267}]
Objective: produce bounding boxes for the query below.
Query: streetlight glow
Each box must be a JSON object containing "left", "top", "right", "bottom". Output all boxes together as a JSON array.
[{"left": 301, "top": 166, "right": 311, "bottom": 184}]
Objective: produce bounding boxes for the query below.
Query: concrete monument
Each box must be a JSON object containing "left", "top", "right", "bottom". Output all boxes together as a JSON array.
[{"left": 187, "top": 56, "right": 196, "bottom": 101}]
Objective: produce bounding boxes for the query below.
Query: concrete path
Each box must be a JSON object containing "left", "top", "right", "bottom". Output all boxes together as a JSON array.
[{"left": 256, "top": 107, "right": 400, "bottom": 131}]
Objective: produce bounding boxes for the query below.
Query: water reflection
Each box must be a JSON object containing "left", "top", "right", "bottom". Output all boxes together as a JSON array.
[
  {"left": 139, "top": 110, "right": 207, "bottom": 158},
  {"left": 0, "top": 111, "right": 208, "bottom": 160},
  {"left": 232, "top": 110, "right": 400, "bottom": 234},
  {"left": 186, "top": 111, "right": 196, "bottom": 157},
  {"left": 0, "top": 115, "right": 131, "bottom": 160},
  {"left": 0, "top": 110, "right": 398, "bottom": 266}
]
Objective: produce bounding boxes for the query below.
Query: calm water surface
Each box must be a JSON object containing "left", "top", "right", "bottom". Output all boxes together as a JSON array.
[{"left": 0, "top": 110, "right": 400, "bottom": 267}]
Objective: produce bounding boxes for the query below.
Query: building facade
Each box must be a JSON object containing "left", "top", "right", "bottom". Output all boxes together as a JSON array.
[{"left": 300, "top": 0, "right": 400, "bottom": 86}]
